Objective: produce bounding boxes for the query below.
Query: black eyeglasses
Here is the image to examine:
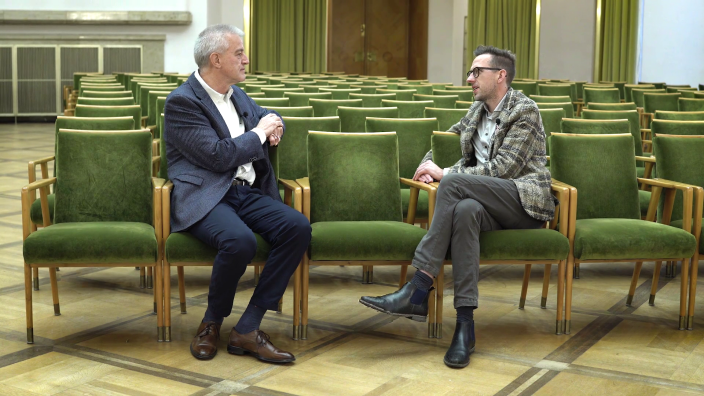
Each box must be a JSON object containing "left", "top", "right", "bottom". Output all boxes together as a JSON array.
[{"left": 466, "top": 67, "right": 503, "bottom": 78}]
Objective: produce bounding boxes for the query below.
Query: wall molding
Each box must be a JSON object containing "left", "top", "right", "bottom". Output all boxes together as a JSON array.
[{"left": 0, "top": 10, "right": 191, "bottom": 25}]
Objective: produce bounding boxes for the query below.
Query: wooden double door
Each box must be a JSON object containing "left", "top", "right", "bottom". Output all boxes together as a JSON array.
[{"left": 327, "top": 0, "right": 427, "bottom": 79}]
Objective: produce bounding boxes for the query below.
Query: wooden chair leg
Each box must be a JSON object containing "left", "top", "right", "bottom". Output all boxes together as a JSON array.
[
  {"left": 301, "top": 256, "right": 309, "bottom": 340},
  {"left": 556, "top": 261, "right": 566, "bottom": 335},
  {"left": 541, "top": 263, "right": 552, "bottom": 309},
  {"left": 649, "top": 261, "right": 662, "bottom": 306},
  {"left": 398, "top": 264, "right": 408, "bottom": 289},
  {"left": 140, "top": 267, "right": 146, "bottom": 289},
  {"left": 147, "top": 266, "right": 153, "bottom": 289},
  {"left": 687, "top": 254, "right": 699, "bottom": 330},
  {"left": 177, "top": 266, "right": 186, "bottom": 314},
  {"left": 49, "top": 267, "right": 60, "bottom": 316},
  {"left": 32, "top": 267, "right": 39, "bottom": 291},
  {"left": 574, "top": 262, "right": 580, "bottom": 279},
  {"left": 367, "top": 266, "right": 373, "bottom": 284},
  {"left": 155, "top": 263, "right": 164, "bottom": 341},
  {"left": 679, "top": 257, "right": 690, "bottom": 330},
  {"left": 164, "top": 260, "right": 172, "bottom": 342},
  {"left": 564, "top": 259, "right": 574, "bottom": 334},
  {"left": 292, "top": 264, "right": 301, "bottom": 340},
  {"left": 519, "top": 264, "right": 531, "bottom": 309},
  {"left": 24, "top": 264, "right": 34, "bottom": 344},
  {"left": 627, "top": 262, "right": 643, "bottom": 306},
  {"left": 428, "top": 276, "right": 437, "bottom": 338},
  {"left": 436, "top": 267, "right": 444, "bottom": 339}
]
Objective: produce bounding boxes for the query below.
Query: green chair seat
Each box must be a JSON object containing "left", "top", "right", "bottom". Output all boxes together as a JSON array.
[
  {"left": 670, "top": 219, "right": 704, "bottom": 253},
  {"left": 165, "top": 231, "right": 270, "bottom": 263},
  {"left": 24, "top": 222, "right": 157, "bottom": 264},
  {"left": 309, "top": 221, "right": 427, "bottom": 261},
  {"left": 401, "top": 188, "right": 428, "bottom": 218},
  {"left": 30, "top": 194, "right": 55, "bottom": 225},
  {"left": 478, "top": 229, "right": 570, "bottom": 260},
  {"left": 573, "top": 218, "right": 696, "bottom": 260}
]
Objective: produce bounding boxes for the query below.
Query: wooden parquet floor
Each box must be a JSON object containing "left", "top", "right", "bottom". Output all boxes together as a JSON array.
[{"left": 1, "top": 123, "right": 704, "bottom": 395}]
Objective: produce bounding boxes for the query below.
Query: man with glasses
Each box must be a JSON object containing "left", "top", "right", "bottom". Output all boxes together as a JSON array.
[{"left": 360, "top": 45, "right": 554, "bottom": 368}]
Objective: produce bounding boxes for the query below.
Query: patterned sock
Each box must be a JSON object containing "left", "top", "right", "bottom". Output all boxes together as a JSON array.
[
  {"left": 410, "top": 270, "right": 434, "bottom": 304},
  {"left": 234, "top": 303, "right": 267, "bottom": 334},
  {"left": 456, "top": 306, "right": 476, "bottom": 323}
]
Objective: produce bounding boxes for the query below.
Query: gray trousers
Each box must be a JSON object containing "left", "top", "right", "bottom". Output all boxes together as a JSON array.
[{"left": 412, "top": 173, "right": 545, "bottom": 309}]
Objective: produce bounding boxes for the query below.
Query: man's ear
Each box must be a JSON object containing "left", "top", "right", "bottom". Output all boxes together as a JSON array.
[{"left": 209, "top": 52, "right": 221, "bottom": 69}]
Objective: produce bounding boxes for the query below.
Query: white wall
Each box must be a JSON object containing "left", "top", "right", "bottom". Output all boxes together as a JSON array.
[
  {"left": 0, "top": 0, "right": 245, "bottom": 73},
  {"left": 640, "top": 0, "right": 704, "bottom": 87},
  {"left": 427, "top": 0, "right": 468, "bottom": 86},
  {"left": 539, "top": 0, "right": 596, "bottom": 82}
]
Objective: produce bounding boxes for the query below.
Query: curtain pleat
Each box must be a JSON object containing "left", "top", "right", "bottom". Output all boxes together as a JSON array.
[
  {"left": 599, "top": 0, "right": 638, "bottom": 83},
  {"left": 251, "top": 0, "right": 326, "bottom": 73},
  {"left": 466, "top": 0, "right": 538, "bottom": 79}
]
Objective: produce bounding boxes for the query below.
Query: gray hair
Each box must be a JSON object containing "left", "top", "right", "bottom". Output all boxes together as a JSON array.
[{"left": 194, "top": 24, "right": 245, "bottom": 68}]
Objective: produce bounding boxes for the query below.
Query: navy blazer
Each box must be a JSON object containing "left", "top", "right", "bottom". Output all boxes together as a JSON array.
[{"left": 164, "top": 73, "right": 284, "bottom": 233}]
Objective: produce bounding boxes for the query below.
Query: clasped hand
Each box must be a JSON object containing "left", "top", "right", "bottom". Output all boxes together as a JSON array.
[
  {"left": 413, "top": 160, "right": 443, "bottom": 184},
  {"left": 257, "top": 114, "right": 284, "bottom": 146}
]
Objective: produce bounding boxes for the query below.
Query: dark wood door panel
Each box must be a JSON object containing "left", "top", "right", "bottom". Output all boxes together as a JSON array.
[
  {"left": 365, "top": 0, "right": 409, "bottom": 77},
  {"left": 329, "top": 0, "right": 365, "bottom": 74}
]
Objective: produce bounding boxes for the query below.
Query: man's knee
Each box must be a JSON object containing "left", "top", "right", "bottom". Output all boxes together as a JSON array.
[
  {"left": 282, "top": 211, "right": 312, "bottom": 245},
  {"left": 219, "top": 229, "right": 258, "bottom": 260},
  {"left": 454, "top": 199, "right": 485, "bottom": 222}
]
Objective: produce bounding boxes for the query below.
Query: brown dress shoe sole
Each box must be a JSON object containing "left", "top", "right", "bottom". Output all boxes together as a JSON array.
[
  {"left": 227, "top": 345, "right": 295, "bottom": 363},
  {"left": 359, "top": 298, "right": 427, "bottom": 322},
  {"left": 190, "top": 344, "right": 217, "bottom": 360}
]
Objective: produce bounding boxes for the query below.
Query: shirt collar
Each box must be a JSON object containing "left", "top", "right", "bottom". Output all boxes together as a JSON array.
[
  {"left": 194, "top": 69, "right": 233, "bottom": 104},
  {"left": 483, "top": 90, "right": 509, "bottom": 120}
]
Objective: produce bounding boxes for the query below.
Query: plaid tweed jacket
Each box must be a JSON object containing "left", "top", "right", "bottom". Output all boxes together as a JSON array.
[{"left": 421, "top": 87, "right": 556, "bottom": 221}]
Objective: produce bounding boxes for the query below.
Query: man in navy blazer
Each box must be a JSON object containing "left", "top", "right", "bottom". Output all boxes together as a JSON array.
[{"left": 164, "top": 24, "right": 311, "bottom": 364}]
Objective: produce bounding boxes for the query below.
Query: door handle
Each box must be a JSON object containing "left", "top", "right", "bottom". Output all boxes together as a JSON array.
[{"left": 367, "top": 52, "right": 376, "bottom": 62}]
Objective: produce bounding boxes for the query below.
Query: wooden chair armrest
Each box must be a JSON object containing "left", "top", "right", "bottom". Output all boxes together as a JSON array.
[
  {"left": 152, "top": 178, "right": 166, "bottom": 242},
  {"left": 550, "top": 179, "right": 575, "bottom": 235},
  {"left": 401, "top": 178, "right": 438, "bottom": 225},
  {"left": 151, "top": 156, "right": 160, "bottom": 177},
  {"left": 635, "top": 156, "right": 656, "bottom": 163},
  {"left": 295, "top": 178, "right": 310, "bottom": 220},
  {"left": 162, "top": 180, "right": 174, "bottom": 239},
  {"left": 21, "top": 178, "right": 57, "bottom": 237},
  {"left": 279, "top": 178, "right": 303, "bottom": 212},
  {"left": 28, "top": 156, "right": 55, "bottom": 189},
  {"left": 638, "top": 178, "right": 698, "bottom": 224},
  {"left": 400, "top": 178, "right": 438, "bottom": 193}
]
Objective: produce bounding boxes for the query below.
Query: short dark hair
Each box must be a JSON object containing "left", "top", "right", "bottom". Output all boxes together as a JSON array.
[{"left": 473, "top": 45, "right": 516, "bottom": 85}]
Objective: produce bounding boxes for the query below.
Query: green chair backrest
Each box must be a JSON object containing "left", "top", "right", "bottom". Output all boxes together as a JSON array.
[
  {"left": 82, "top": 90, "right": 133, "bottom": 98},
  {"left": 302, "top": 85, "right": 333, "bottom": 93},
  {"left": 338, "top": 106, "right": 398, "bottom": 132},
  {"left": 625, "top": 84, "right": 655, "bottom": 102},
  {"left": 377, "top": 89, "right": 417, "bottom": 101},
  {"left": 284, "top": 92, "right": 332, "bottom": 107},
  {"left": 550, "top": 132, "right": 640, "bottom": 220},
  {"left": 644, "top": 93, "right": 681, "bottom": 114},
  {"left": 639, "top": 82, "right": 665, "bottom": 89},
  {"left": 310, "top": 99, "right": 363, "bottom": 117},
  {"left": 147, "top": 90, "right": 173, "bottom": 126},
  {"left": 632, "top": 88, "right": 665, "bottom": 108},
  {"left": 653, "top": 135, "right": 704, "bottom": 222},
  {"left": 651, "top": 120, "right": 704, "bottom": 136},
  {"left": 307, "top": 131, "right": 402, "bottom": 223},
  {"left": 530, "top": 95, "right": 571, "bottom": 103},
  {"left": 679, "top": 98, "right": 704, "bottom": 112},
  {"left": 77, "top": 97, "right": 134, "bottom": 106},
  {"left": 695, "top": 92, "right": 704, "bottom": 99},
  {"left": 538, "top": 84, "right": 573, "bottom": 101},
  {"left": 316, "top": 88, "right": 362, "bottom": 100},
  {"left": 328, "top": 82, "right": 353, "bottom": 89},
  {"left": 75, "top": 105, "right": 141, "bottom": 130},
  {"left": 413, "top": 94, "right": 457, "bottom": 109},
  {"left": 511, "top": 81, "right": 539, "bottom": 96},
  {"left": 55, "top": 129, "right": 153, "bottom": 224},
  {"left": 137, "top": 84, "right": 176, "bottom": 108},
  {"left": 277, "top": 116, "right": 341, "bottom": 181},
  {"left": 79, "top": 85, "right": 123, "bottom": 95},
  {"left": 433, "top": 89, "right": 473, "bottom": 102},
  {"left": 365, "top": 117, "right": 438, "bottom": 184},
  {"left": 665, "top": 85, "right": 693, "bottom": 93},
  {"left": 130, "top": 80, "right": 169, "bottom": 98},
  {"left": 654, "top": 111, "right": 704, "bottom": 121},
  {"left": 587, "top": 102, "right": 637, "bottom": 111},
  {"left": 424, "top": 107, "right": 467, "bottom": 131},
  {"left": 155, "top": 96, "right": 167, "bottom": 142},
  {"left": 678, "top": 90, "right": 696, "bottom": 98},
  {"left": 381, "top": 99, "right": 434, "bottom": 118},
  {"left": 561, "top": 118, "right": 630, "bottom": 136},
  {"left": 431, "top": 83, "right": 452, "bottom": 90},
  {"left": 159, "top": 112, "right": 167, "bottom": 178},
  {"left": 261, "top": 87, "right": 304, "bottom": 98},
  {"left": 252, "top": 97, "right": 290, "bottom": 107},
  {"left": 580, "top": 109, "right": 643, "bottom": 156},
  {"left": 398, "top": 84, "right": 433, "bottom": 94},
  {"left": 456, "top": 100, "right": 474, "bottom": 109},
  {"left": 349, "top": 93, "right": 397, "bottom": 107},
  {"left": 431, "top": 132, "right": 462, "bottom": 169},
  {"left": 584, "top": 88, "right": 620, "bottom": 105},
  {"left": 600, "top": 81, "right": 626, "bottom": 100},
  {"left": 535, "top": 102, "right": 574, "bottom": 118},
  {"left": 350, "top": 85, "right": 382, "bottom": 94},
  {"left": 538, "top": 108, "right": 564, "bottom": 146},
  {"left": 262, "top": 106, "right": 314, "bottom": 117}
]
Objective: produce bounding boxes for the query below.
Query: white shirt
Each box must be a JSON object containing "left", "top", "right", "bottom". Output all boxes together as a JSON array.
[
  {"left": 472, "top": 91, "right": 508, "bottom": 164},
  {"left": 194, "top": 70, "right": 267, "bottom": 185}
]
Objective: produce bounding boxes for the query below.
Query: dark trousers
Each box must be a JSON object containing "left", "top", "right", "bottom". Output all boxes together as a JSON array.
[{"left": 188, "top": 184, "right": 311, "bottom": 317}]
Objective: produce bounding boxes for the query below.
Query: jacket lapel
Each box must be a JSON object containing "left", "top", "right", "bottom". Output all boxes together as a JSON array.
[
  {"left": 188, "top": 73, "right": 231, "bottom": 140},
  {"left": 490, "top": 88, "right": 515, "bottom": 156}
]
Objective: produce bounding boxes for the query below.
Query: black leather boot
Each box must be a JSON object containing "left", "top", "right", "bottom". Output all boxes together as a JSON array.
[
  {"left": 359, "top": 282, "right": 430, "bottom": 322},
  {"left": 444, "top": 320, "right": 475, "bottom": 368}
]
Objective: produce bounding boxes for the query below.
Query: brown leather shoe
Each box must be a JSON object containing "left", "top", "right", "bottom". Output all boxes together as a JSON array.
[
  {"left": 190, "top": 321, "right": 221, "bottom": 360},
  {"left": 227, "top": 329, "right": 295, "bottom": 363}
]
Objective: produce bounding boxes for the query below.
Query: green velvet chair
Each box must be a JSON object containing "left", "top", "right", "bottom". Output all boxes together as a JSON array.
[
  {"left": 76, "top": 97, "right": 134, "bottom": 106},
  {"left": 535, "top": 102, "right": 574, "bottom": 118},
  {"left": 146, "top": 90, "right": 174, "bottom": 128},
  {"left": 350, "top": 85, "right": 382, "bottom": 94},
  {"left": 456, "top": 100, "right": 474, "bottom": 109},
  {"left": 651, "top": 120, "right": 704, "bottom": 136},
  {"left": 424, "top": 107, "right": 467, "bottom": 131},
  {"left": 262, "top": 106, "right": 314, "bottom": 117},
  {"left": 297, "top": 132, "right": 430, "bottom": 338},
  {"left": 302, "top": 85, "right": 333, "bottom": 93},
  {"left": 588, "top": 102, "right": 637, "bottom": 111},
  {"left": 381, "top": 99, "right": 434, "bottom": 118},
  {"left": 318, "top": 88, "right": 362, "bottom": 99},
  {"left": 261, "top": 87, "right": 304, "bottom": 98},
  {"left": 75, "top": 105, "right": 142, "bottom": 130},
  {"left": 584, "top": 88, "right": 620, "bottom": 105},
  {"left": 600, "top": 81, "right": 627, "bottom": 100},
  {"left": 680, "top": 98, "right": 704, "bottom": 112},
  {"left": 377, "top": 89, "right": 417, "bottom": 101},
  {"left": 247, "top": 93, "right": 265, "bottom": 98},
  {"left": 651, "top": 134, "right": 704, "bottom": 329},
  {"left": 78, "top": 85, "right": 124, "bottom": 96},
  {"left": 443, "top": 86, "right": 474, "bottom": 92},
  {"left": 309, "top": 98, "right": 363, "bottom": 117},
  {"left": 538, "top": 108, "right": 564, "bottom": 155},
  {"left": 328, "top": 82, "right": 353, "bottom": 89},
  {"left": 433, "top": 89, "right": 473, "bottom": 102},
  {"left": 283, "top": 81, "right": 316, "bottom": 88},
  {"left": 252, "top": 97, "right": 290, "bottom": 107},
  {"left": 413, "top": 131, "right": 571, "bottom": 335},
  {"left": 695, "top": 92, "right": 704, "bottom": 99},
  {"left": 82, "top": 90, "right": 133, "bottom": 99},
  {"left": 632, "top": 88, "right": 664, "bottom": 108},
  {"left": 132, "top": 82, "right": 173, "bottom": 104},
  {"left": 337, "top": 106, "right": 398, "bottom": 132},
  {"left": 284, "top": 92, "right": 332, "bottom": 106},
  {"left": 530, "top": 95, "right": 571, "bottom": 103},
  {"left": 643, "top": 93, "right": 681, "bottom": 128},
  {"left": 139, "top": 86, "right": 176, "bottom": 118},
  {"left": 22, "top": 129, "right": 164, "bottom": 343},
  {"left": 538, "top": 84, "right": 574, "bottom": 101},
  {"left": 625, "top": 84, "right": 655, "bottom": 102},
  {"left": 511, "top": 81, "right": 539, "bottom": 96},
  {"left": 666, "top": 85, "right": 693, "bottom": 93},
  {"left": 413, "top": 94, "right": 457, "bottom": 109},
  {"left": 639, "top": 82, "right": 666, "bottom": 89},
  {"left": 349, "top": 93, "right": 397, "bottom": 107},
  {"left": 550, "top": 132, "right": 696, "bottom": 333},
  {"left": 398, "top": 84, "right": 433, "bottom": 95},
  {"left": 678, "top": 90, "right": 696, "bottom": 98},
  {"left": 655, "top": 111, "right": 704, "bottom": 121}
]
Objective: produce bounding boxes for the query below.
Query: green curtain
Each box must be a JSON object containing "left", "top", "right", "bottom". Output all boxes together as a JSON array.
[
  {"left": 251, "top": 0, "right": 326, "bottom": 73},
  {"left": 599, "top": 0, "right": 638, "bottom": 83},
  {"left": 466, "top": 0, "right": 538, "bottom": 79}
]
